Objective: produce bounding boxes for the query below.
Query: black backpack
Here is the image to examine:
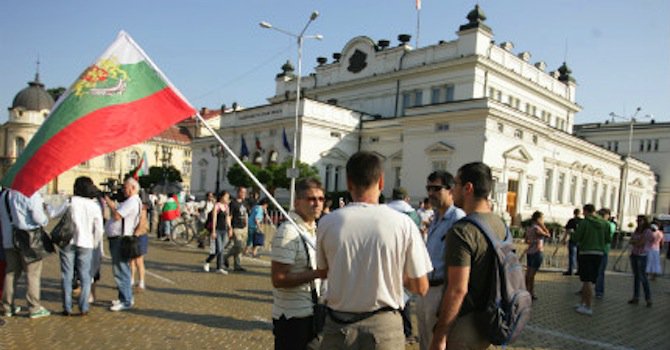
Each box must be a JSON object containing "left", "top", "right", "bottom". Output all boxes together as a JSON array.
[
  {"left": 460, "top": 215, "right": 532, "bottom": 346},
  {"left": 51, "top": 204, "right": 77, "bottom": 249}
]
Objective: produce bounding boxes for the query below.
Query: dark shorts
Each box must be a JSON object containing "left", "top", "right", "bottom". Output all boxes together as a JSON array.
[
  {"left": 138, "top": 235, "right": 149, "bottom": 256},
  {"left": 577, "top": 254, "right": 602, "bottom": 283},
  {"left": 527, "top": 252, "right": 543, "bottom": 270}
]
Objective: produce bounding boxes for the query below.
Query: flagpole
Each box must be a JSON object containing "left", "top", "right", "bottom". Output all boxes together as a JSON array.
[
  {"left": 195, "top": 113, "right": 313, "bottom": 246},
  {"left": 416, "top": 2, "right": 421, "bottom": 48}
]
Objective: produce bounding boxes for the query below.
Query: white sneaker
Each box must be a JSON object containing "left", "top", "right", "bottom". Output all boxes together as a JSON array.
[
  {"left": 111, "top": 299, "right": 121, "bottom": 306},
  {"left": 138, "top": 281, "right": 145, "bottom": 290},
  {"left": 203, "top": 263, "right": 210, "bottom": 272},
  {"left": 217, "top": 268, "right": 228, "bottom": 275},
  {"left": 109, "top": 303, "right": 132, "bottom": 312},
  {"left": 574, "top": 303, "right": 584, "bottom": 309},
  {"left": 575, "top": 305, "right": 593, "bottom": 316}
]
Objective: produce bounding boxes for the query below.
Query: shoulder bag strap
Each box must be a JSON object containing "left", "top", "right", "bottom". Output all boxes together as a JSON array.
[
  {"left": 4, "top": 191, "right": 16, "bottom": 227},
  {"left": 297, "top": 231, "right": 319, "bottom": 306}
]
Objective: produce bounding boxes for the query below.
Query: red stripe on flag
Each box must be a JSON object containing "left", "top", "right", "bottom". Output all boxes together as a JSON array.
[{"left": 10, "top": 87, "right": 194, "bottom": 196}]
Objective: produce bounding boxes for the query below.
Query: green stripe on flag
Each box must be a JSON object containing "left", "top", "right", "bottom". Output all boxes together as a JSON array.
[{"left": 10, "top": 61, "right": 166, "bottom": 174}]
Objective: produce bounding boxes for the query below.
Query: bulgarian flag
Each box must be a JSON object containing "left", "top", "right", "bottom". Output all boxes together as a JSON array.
[
  {"left": 1, "top": 31, "right": 196, "bottom": 196},
  {"left": 132, "top": 151, "right": 149, "bottom": 180}
]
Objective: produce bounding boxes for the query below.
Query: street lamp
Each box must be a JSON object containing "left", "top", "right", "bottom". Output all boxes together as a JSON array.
[
  {"left": 609, "top": 107, "right": 652, "bottom": 229},
  {"left": 260, "top": 11, "right": 323, "bottom": 210},
  {"left": 210, "top": 143, "right": 225, "bottom": 194}
]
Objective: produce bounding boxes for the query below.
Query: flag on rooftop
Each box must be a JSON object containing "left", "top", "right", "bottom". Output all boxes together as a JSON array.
[{"left": 1, "top": 31, "right": 196, "bottom": 196}]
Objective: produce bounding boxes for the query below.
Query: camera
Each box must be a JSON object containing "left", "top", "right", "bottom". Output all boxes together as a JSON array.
[{"left": 99, "top": 179, "right": 126, "bottom": 202}]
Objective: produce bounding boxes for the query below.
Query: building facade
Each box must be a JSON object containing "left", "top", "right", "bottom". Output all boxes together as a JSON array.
[
  {"left": 2, "top": 74, "right": 193, "bottom": 195},
  {"left": 192, "top": 5, "right": 656, "bottom": 228},
  {"left": 575, "top": 120, "right": 670, "bottom": 216}
]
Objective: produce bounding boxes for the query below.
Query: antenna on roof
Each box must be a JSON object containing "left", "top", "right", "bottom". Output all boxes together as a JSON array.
[{"left": 35, "top": 54, "right": 41, "bottom": 82}]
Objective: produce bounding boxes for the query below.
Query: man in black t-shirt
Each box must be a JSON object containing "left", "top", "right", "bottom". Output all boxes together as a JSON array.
[
  {"left": 563, "top": 208, "right": 583, "bottom": 275},
  {"left": 224, "top": 187, "right": 248, "bottom": 271}
]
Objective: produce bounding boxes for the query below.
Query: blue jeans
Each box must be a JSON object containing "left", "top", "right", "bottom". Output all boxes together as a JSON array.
[
  {"left": 206, "top": 230, "right": 228, "bottom": 270},
  {"left": 59, "top": 245, "right": 93, "bottom": 313},
  {"left": 595, "top": 253, "right": 608, "bottom": 297},
  {"left": 567, "top": 240, "right": 578, "bottom": 273},
  {"left": 109, "top": 238, "right": 133, "bottom": 307},
  {"left": 630, "top": 255, "right": 651, "bottom": 301}
]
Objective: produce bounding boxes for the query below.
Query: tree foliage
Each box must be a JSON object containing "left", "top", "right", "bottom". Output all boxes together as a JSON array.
[
  {"left": 124, "top": 166, "right": 182, "bottom": 189},
  {"left": 47, "top": 87, "right": 66, "bottom": 102},
  {"left": 226, "top": 158, "right": 320, "bottom": 193}
]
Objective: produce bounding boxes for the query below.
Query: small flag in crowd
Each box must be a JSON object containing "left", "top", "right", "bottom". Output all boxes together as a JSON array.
[
  {"left": 282, "top": 128, "right": 292, "bottom": 153},
  {"left": 255, "top": 136, "right": 263, "bottom": 151},
  {"left": 0, "top": 31, "right": 195, "bottom": 196},
  {"left": 132, "top": 151, "right": 149, "bottom": 180}
]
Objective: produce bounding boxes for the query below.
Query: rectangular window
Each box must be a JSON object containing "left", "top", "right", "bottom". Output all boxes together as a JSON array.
[
  {"left": 569, "top": 175, "right": 577, "bottom": 204},
  {"left": 489, "top": 87, "right": 495, "bottom": 98},
  {"left": 654, "top": 139, "right": 659, "bottom": 151},
  {"left": 432, "top": 160, "right": 447, "bottom": 171},
  {"left": 646, "top": 140, "right": 652, "bottom": 152},
  {"left": 435, "top": 123, "right": 450, "bottom": 132},
  {"left": 557, "top": 173, "right": 566, "bottom": 204},
  {"left": 592, "top": 182, "right": 599, "bottom": 205},
  {"left": 614, "top": 141, "right": 619, "bottom": 152},
  {"left": 601, "top": 184, "right": 608, "bottom": 207},
  {"left": 543, "top": 169, "right": 553, "bottom": 201},
  {"left": 526, "top": 183, "right": 534, "bottom": 206},
  {"left": 639, "top": 140, "right": 644, "bottom": 152},
  {"left": 402, "top": 92, "right": 411, "bottom": 116},
  {"left": 394, "top": 167, "right": 401, "bottom": 189},
  {"left": 581, "top": 179, "right": 588, "bottom": 205},
  {"left": 445, "top": 84, "right": 455, "bottom": 101},
  {"left": 514, "top": 129, "right": 523, "bottom": 139},
  {"left": 431, "top": 87, "right": 441, "bottom": 104},
  {"left": 414, "top": 90, "right": 423, "bottom": 106},
  {"left": 610, "top": 189, "right": 617, "bottom": 212}
]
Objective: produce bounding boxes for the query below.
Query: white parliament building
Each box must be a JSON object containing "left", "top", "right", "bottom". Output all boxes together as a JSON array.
[{"left": 191, "top": 5, "right": 657, "bottom": 228}]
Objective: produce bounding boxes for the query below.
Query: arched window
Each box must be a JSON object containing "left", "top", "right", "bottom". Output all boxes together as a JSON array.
[
  {"left": 15, "top": 137, "right": 25, "bottom": 157},
  {"left": 268, "top": 150, "right": 278, "bottom": 164},
  {"left": 198, "top": 159, "right": 209, "bottom": 191},
  {"left": 252, "top": 151, "right": 263, "bottom": 166},
  {"left": 129, "top": 151, "right": 140, "bottom": 169}
]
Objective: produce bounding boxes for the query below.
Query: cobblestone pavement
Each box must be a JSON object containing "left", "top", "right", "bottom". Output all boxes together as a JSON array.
[{"left": 1, "top": 238, "right": 668, "bottom": 349}]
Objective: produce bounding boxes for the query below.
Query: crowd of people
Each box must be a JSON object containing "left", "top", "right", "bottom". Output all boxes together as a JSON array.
[{"left": 0, "top": 149, "right": 666, "bottom": 350}]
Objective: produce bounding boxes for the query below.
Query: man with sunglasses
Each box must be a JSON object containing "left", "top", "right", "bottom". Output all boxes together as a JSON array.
[
  {"left": 317, "top": 151, "right": 432, "bottom": 349},
  {"left": 271, "top": 178, "right": 326, "bottom": 349},
  {"left": 416, "top": 171, "right": 465, "bottom": 350}
]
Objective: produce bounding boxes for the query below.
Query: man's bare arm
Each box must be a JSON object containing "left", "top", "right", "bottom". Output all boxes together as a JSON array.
[{"left": 429, "top": 266, "right": 470, "bottom": 350}]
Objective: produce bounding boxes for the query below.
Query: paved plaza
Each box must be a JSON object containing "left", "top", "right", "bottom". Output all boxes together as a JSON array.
[{"left": 0, "top": 238, "right": 668, "bottom": 350}]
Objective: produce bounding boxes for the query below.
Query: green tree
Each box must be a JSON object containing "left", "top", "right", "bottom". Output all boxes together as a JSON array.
[
  {"left": 226, "top": 162, "right": 260, "bottom": 189},
  {"left": 124, "top": 166, "right": 182, "bottom": 189},
  {"left": 269, "top": 158, "right": 320, "bottom": 189},
  {"left": 47, "top": 87, "right": 66, "bottom": 102}
]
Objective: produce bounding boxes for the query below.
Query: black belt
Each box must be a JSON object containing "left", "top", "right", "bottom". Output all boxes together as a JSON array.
[
  {"left": 108, "top": 236, "right": 121, "bottom": 240},
  {"left": 429, "top": 279, "right": 444, "bottom": 287},
  {"left": 327, "top": 306, "right": 396, "bottom": 324}
]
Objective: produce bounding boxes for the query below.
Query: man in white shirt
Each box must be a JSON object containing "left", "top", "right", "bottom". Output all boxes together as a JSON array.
[
  {"left": 271, "top": 178, "right": 326, "bottom": 349},
  {"left": 103, "top": 177, "right": 141, "bottom": 312},
  {"left": 317, "top": 151, "right": 432, "bottom": 349}
]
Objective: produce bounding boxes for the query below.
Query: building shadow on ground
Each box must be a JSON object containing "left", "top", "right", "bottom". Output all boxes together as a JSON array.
[{"left": 127, "top": 308, "right": 272, "bottom": 330}]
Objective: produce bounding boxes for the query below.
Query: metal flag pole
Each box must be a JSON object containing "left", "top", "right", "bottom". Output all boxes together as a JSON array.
[{"left": 194, "top": 113, "right": 314, "bottom": 248}]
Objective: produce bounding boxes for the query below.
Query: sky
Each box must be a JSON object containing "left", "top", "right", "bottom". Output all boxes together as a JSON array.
[{"left": 1, "top": 0, "right": 668, "bottom": 124}]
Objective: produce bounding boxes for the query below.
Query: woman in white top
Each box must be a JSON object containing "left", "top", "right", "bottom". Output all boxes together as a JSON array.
[{"left": 59, "top": 176, "right": 104, "bottom": 316}]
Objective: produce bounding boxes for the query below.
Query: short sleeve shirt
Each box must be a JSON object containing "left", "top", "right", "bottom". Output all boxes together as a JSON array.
[
  {"left": 317, "top": 203, "right": 433, "bottom": 312},
  {"left": 445, "top": 212, "right": 506, "bottom": 316},
  {"left": 105, "top": 195, "right": 141, "bottom": 238},
  {"left": 271, "top": 212, "right": 317, "bottom": 319},
  {"left": 230, "top": 199, "right": 248, "bottom": 229}
]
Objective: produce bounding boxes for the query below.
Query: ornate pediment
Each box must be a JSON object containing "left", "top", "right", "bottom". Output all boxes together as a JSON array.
[
  {"left": 631, "top": 178, "right": 644, "bottom": 187},
  {"left": 389, "top": 150, "right": 403, "bottom": 162},
  {"left": 320, "top": 147, "right": 349, "bottom": 161},
  {"left": 424, "top": 142, "right": 455, "bottom": 156},
  {"left": 503, "top": 145, "right": 532, "bottom": 163}
]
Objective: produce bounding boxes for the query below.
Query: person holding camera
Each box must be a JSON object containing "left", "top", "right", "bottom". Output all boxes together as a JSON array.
[{"left": 103, "top": 177, "right": 141, "bottom": 312}]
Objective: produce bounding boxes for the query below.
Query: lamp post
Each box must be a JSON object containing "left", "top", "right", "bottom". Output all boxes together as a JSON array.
[
  {"left": 609, "top": 107, "right": 652, "bottom": 229},
  {"left": 210, "top": 143, "right": 225, "bottom": 194},
  {"left": 260, "top": 11, "right": 323, "bottom": 210}
]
